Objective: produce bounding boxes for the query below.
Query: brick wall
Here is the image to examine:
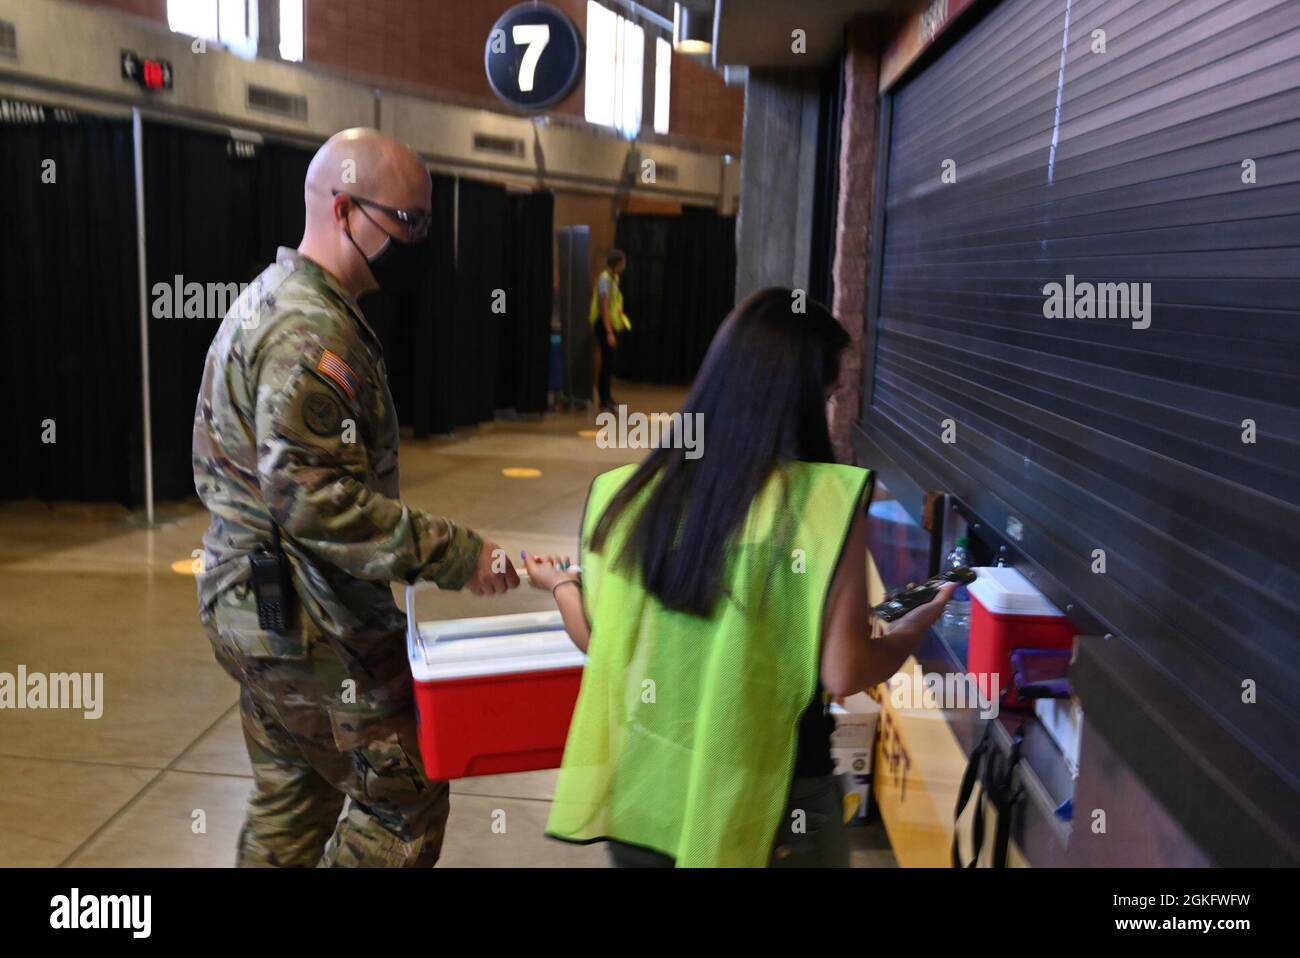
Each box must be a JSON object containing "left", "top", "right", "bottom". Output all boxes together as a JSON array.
[
  {"left": 305, "top": 0, "right": 590, "bottom": 116},
  {"left": 669, "top": 53, "right": 744, "bottom": 152},
  {"left": 74, "top": 0, "right": 742, "bottom": 151},
  {"left": 309, "top": 0, "right": 742, "bottom": 151},
  {"left": 75, "top": 0, "right": 166, "bottom": 20},
  {"left": 828, "top": 17, "right": 882, "bottom": 463}
]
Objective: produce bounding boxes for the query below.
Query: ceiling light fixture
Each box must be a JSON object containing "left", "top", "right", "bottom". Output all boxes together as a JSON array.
[{"left": 672, "top": 3, "right": 712, "bottom": 56}]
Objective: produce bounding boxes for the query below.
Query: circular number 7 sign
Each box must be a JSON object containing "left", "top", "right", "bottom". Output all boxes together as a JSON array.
[{"left": 485, "top": 3, "right": 584, "bottom": 110}]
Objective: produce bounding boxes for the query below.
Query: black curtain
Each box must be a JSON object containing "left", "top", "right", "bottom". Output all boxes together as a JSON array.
[
  {"left": 256, "top": 141, "right": 313, "bottom": 263},
  {"left": 143, "top": 128, "right": 318, "bottom": 502},
  {"left": 609, "top": 213, "right": 668, "bottom": 383},
  {"left": 143, "top": 132, "right": 324, "bottom": 503},
  {"left": 7, "top": 114, "right": 556, "bottom": 502},
  {"left": 143, "top": 122, "right": 263, "bottom": 501},
  {"left": 2, "top": 111, "right": 142, "bottom": 504},
  {"left": 373, "top": 177, "right": 551, "bottom": 435},
  {"left": 496, "top": 190, "right": 554, "bottom": 415},
  {"left": 367, "top": 172, "right": 457, "bottom": 437},
  {"left": 445, "top": 177, "right": 509, "bottom": 428},
  {"left": 614, "top": 207, "right": 737, "bottom": 384}
]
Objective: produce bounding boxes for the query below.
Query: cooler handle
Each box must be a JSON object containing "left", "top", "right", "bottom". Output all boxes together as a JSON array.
[{"left": 405, "top": 580, "right": 440, "bottom": 667}]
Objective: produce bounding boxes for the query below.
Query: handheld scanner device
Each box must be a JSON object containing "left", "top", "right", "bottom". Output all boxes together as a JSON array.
[{"left": 872, "top": 567, "right": 977, "bottom": 623}]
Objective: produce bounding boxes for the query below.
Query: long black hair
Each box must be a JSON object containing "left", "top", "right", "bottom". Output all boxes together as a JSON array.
[{"left": 589, "top": 287, "right": 850, "bottom": 616}]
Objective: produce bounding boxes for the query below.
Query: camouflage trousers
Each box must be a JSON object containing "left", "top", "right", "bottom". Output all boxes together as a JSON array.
[{"left": 207, "top": 597, "right": 448, "bottom": 867}]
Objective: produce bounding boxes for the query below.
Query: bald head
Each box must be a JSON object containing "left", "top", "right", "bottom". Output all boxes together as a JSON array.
[
  {"left": 298, "top": 128, "right": 432, "bottom": 298},
  {"left": 305, "top": 127, "right": 430, "bottom": 216}
]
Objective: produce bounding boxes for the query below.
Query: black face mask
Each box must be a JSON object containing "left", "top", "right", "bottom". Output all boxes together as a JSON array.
[{"left": 347, "top": 208, "right": 429, "bottom": 292}]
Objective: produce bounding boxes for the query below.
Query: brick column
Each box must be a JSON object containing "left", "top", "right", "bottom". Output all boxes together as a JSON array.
[{"left": 828, "top": 17, "right": 882, "bottom": 463}]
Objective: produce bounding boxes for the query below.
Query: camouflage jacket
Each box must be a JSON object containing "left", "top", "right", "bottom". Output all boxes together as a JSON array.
[{"left": 193, "top": 247, "right": 481, "bottom": 669}]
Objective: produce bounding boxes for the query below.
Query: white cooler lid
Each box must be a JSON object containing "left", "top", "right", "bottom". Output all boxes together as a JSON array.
[
  {"left": 967, "top": 566, "right": 1065, "bottom": 617},
  {"left": 409, "top": 610, "right": 585, "bottom": 681}
]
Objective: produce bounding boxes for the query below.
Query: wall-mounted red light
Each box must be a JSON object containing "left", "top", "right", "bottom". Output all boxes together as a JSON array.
[{"left": 121, "top": 50, "right": 173, "bottom": 92}]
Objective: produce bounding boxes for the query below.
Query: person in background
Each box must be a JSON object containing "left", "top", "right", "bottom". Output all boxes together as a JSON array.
[
  {"left": 589, "top": 248, "right": 630, "bottom": 411},
  {"left": 193, "top": 128, "right": 519, "bottom": 868},
  {"left": 524, "top": 288, "right": 954, "bottom": 867}
]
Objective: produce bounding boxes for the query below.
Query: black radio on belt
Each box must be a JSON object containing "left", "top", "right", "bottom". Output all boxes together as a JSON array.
[{"left": 249, "top": 523, "right": 296, "bottom": 633}]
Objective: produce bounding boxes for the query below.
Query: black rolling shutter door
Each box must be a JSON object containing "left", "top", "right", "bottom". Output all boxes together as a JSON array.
[{"left": 866, "top": 0, "right": 1300, "bottom": 858}]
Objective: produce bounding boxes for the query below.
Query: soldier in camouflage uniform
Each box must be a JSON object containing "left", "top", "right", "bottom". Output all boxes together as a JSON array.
[{"left": 193, "top": 128, "right": 519, "bottom": 867}]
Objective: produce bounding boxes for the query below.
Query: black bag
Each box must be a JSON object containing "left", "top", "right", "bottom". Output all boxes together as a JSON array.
[{"left": 952, "top": 724, "right": 1025, "bottom": 867}]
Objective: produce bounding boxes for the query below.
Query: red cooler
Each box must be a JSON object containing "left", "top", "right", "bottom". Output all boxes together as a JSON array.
[
  {"left": 406, "top": 588, "right": 585, "bottom": 779},
  {"left": 967, "top": 567, "right": 1075, "bottom": 709}
]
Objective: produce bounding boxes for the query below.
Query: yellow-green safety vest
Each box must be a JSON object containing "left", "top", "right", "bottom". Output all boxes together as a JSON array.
[
  {"left": 547, "top": 460, "right": 873, "bottom": 867},
  {"left": 589, "top": 269, "right": 632, "bottom": 332}
]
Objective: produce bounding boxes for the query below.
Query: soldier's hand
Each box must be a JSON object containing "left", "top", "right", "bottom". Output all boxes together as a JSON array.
[{"left": 466, "top": 540, "right": 521, "bottom": 596}]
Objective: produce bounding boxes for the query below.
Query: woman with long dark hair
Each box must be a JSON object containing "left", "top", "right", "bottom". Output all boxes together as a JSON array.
[{"left": 524, "top": 288, "right": 954, "bottom": 867}]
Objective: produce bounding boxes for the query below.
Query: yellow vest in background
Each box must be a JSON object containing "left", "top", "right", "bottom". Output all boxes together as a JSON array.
[{"left": 589, "top": 269, "right": 632, "bottom": 332}]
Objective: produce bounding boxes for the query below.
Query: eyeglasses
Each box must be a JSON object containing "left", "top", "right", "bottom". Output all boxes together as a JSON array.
[{"left": 332, "top": 190, "right": 431, "bottom": 241}]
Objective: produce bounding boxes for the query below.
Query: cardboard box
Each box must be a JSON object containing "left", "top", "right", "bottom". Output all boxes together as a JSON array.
[
  {"left": 1034, "top": 696, "right": 1083, "bottom": 776},
  {"left": 831, "top": 696, "right": 880, "bottom": 825}
]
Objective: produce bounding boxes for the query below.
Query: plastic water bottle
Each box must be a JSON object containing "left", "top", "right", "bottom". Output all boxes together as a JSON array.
[{"left": 942, "top": 537, "right": 972, "bottom": 630}]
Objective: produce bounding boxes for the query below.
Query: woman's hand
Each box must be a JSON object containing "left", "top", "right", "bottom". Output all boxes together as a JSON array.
[
  {"left": 522, "top": 552, "right": 581, "bottom": 592},
  {"left": 883, "top": 582, "right": 957, "bottom": 637},
  {"left": 525, "top": 552, "right": 592, "bottom": 652}
]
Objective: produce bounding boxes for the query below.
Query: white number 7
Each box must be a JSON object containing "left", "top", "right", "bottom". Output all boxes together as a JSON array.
[{"left": 512, "top": 23, "right": 551, "bottom": 93}]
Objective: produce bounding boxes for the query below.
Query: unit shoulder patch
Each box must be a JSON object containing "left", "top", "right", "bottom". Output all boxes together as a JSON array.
[{"left": 302, "top": 388, "right": 344, "bottom": 438}]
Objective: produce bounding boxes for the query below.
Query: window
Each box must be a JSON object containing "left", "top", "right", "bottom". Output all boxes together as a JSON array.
[
  {"left": 653, "top": 36, "right": 671, "bottom": 134},
  {"left": 584, "top": 1, "right": 644, "bottom": 139},
  {"left": 166, "top": 0, "right": 220, "bottom": 45},
  {"left": 166, "top": 0, "right": 304, "bottom": 63},
  {"left": 278, "top": 0, "right": 303, "bottom": 62}
]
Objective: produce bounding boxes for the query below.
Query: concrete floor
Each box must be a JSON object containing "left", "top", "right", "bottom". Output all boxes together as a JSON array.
[{"left": 0, "top": 380, "right": 895, "bottom": 868}]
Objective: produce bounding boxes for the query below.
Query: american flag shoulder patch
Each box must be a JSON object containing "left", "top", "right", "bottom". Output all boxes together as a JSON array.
[{"left": 317, "top": 349, "right": 358, "bottom": 400}]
